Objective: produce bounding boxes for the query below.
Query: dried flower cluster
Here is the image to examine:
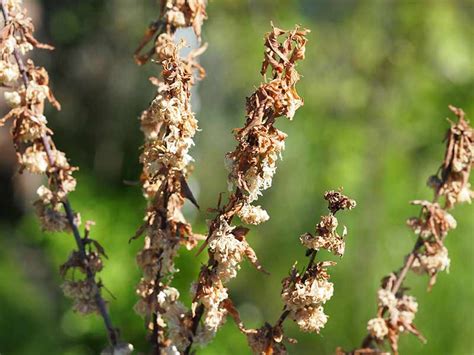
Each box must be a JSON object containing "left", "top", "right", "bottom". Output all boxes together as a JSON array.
[
  {"left": 135, "top": 0, "right": 207, "bottom": 65},
  {"left": 365, "top": 276, "right": 425, "bottom": 353},
  {"left": 238, "top": 191, "right": 356, "bottom": 354},
  {"left": 226, "top": 25, "right": 309, "bottom": 224},
  {"left": 132, "top": 1, "right": 208, "bottom": 352},
  {"left": 183, "top": 25, "right": 309, "bottom": 352},
  {"left": 344, "top": 106, "right": 473, "bottom": 355},
  {"left": 0, "top": 0, "right": 126, "bottom": 351}
]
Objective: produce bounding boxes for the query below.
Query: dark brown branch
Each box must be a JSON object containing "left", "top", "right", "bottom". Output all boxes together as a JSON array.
[{"left": 0, "top": 1, "right": 118, "bottom": 346}]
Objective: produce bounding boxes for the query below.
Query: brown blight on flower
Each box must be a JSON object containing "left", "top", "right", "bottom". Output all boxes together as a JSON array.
[
  {"left": 431, "top": 106, "right": 473, "bottom": 209},
  {"left": 245, "top": 324, "right": 288, "bottom": 355},
  {"left": 185, "top": 25, "right": 310, "bottom": 352},
  {"left": 407, "top": 200, "right": 457, "bottom": 241}
]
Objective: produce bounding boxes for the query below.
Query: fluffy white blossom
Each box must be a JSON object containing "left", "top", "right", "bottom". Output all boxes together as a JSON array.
[
  {"left": 367, "top": 317, "right": 389, "bottom": 339},
  {"left": 237, "top": 203, "right": 269, "bottom": 225},
  {"left": 4, "top": 91, "right": 21, "bottom": 107},
  {"left": 292, "top": 305, "right": 328, "bottom": 333}
]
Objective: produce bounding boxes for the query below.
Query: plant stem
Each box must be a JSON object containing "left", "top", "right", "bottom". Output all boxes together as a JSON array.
[{"left": 184, "top": 304, "right": 204, "bottom": 355}]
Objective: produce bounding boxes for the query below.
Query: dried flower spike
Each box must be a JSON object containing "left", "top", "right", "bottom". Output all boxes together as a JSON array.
[
  {"left": 237, "top": 191, "right": 356, "bottom": 354},
  {"left": 342, "top": 107, "right": 472, "bottom": 355},
  {"left": 132, "top": 1, "right": 208, "bottom": 353},
  {"left": 184, "top": 24, "right": 309, "bottom": 353},
  {"left": 0, "top": 0, "right": 127, "bottom": 350}
]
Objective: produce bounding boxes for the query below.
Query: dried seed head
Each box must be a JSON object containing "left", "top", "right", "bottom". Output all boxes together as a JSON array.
[
  {"left": 246, "top": 325, "right": 288, "bottom": 355},
  {"left": 300, "top": 214, "right": 348, "bottom": 256},
  {"left": 61, "top": 280, "right": 101, "bottom": 315},
  {"left": 324, "top": 190, "right": 357, "bottom": 214},
  {"left": 161, "top": 0, "right": 207, "bottom": 39},
  {"left": 411, "top": 244, "right": 450, "bottom": 289},
  {"left": 434, "top": 107, "right": 473, "bottom": 209},
  {"left": 291, "top": 305, "right": 328, "bottom": 333}
]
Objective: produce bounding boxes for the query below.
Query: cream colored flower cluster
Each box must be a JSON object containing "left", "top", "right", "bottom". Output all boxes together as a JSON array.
[
  {"left": 136, "top": 282, "right": 192, "bottom": 352},
  {"left": 0, "top": 2, "right": 78, "bottom": 233},
  {"left": 133, "top": 1, "right": 208, "bottom": 351},
  {"left": 239, "top": 191, "right": 355, "bottom": 354},
  {"left": 187, "top": 27, "right": 309, "bottom": 351},
  {"left": 404, "top": 107, "right": 473, "bottom": 292},
  {"left": 406, "top": 200, "right": 456, "bottom": 288},
  {"left": 407, "top": 200, "right": 457, "bottom": 239},
  {"left": 282, "top": 263, "right": 334, "bottom": 333},
  {"left": 226, "top": 26, "right": 309, "bottom": 226},
  {"left": 366, "top": 279, "right": 424, "bottom": 353},
  {"left": 282, "top": 191, "right": 355, "bottom": 334},
  {"left": 300, "top": 191, "right": 356, "bottom": 256},
  {"left": 139, "top": 36, "right": 202, "bottom": 196},
  {"left": 192, "top": 276, "right": 228, "bottom": 345},
  {"left": 300, "top": 215, "right": 346, "bottom": 256},
  {"left": 192, "top": 218, "right": 262, "bottom": 346},
  {"left": 135, "top": 42, "right": 202, "bottom": 296}
]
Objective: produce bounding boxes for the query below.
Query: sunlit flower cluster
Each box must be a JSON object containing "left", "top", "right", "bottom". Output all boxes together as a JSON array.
[
  {"left": 188, "top": 26, "right": 309, "bottom": 350},
  {"left": 407, "top": 200, "right": 456, "bottom": 289},
  {"left": 282, "top": 262, "right": 334, "bottom": 333},
  {"left": 133, "top": 1, "right": 208, "bottom": 351},
  {"left": 407, "top": 200, "right": 457, "bottom": 240},
  {"left": 366, "top": 277, "right": 424, "bottom": 353},
  {"left": 282, "top": 191, "right": 354, "bottom": 334},
  {"left": 238, "top": 191, "right": 355, "bottom": 353},
  {"left": 0, "top": 5, "right": 77, "bottom": 233},
  {"left": 300, "top": 191, "right": 356, "bottom": 256},
  {"left": 226, "top": 25, "right": 309, "bottom": 224},
  {"left": 139, "top": 37, "right": 204, "bottom": 186}
]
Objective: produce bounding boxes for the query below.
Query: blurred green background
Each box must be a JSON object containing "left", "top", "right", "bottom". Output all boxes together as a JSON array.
[{"left": 0, "top": 0, "right": 473, "bottom": 354}]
